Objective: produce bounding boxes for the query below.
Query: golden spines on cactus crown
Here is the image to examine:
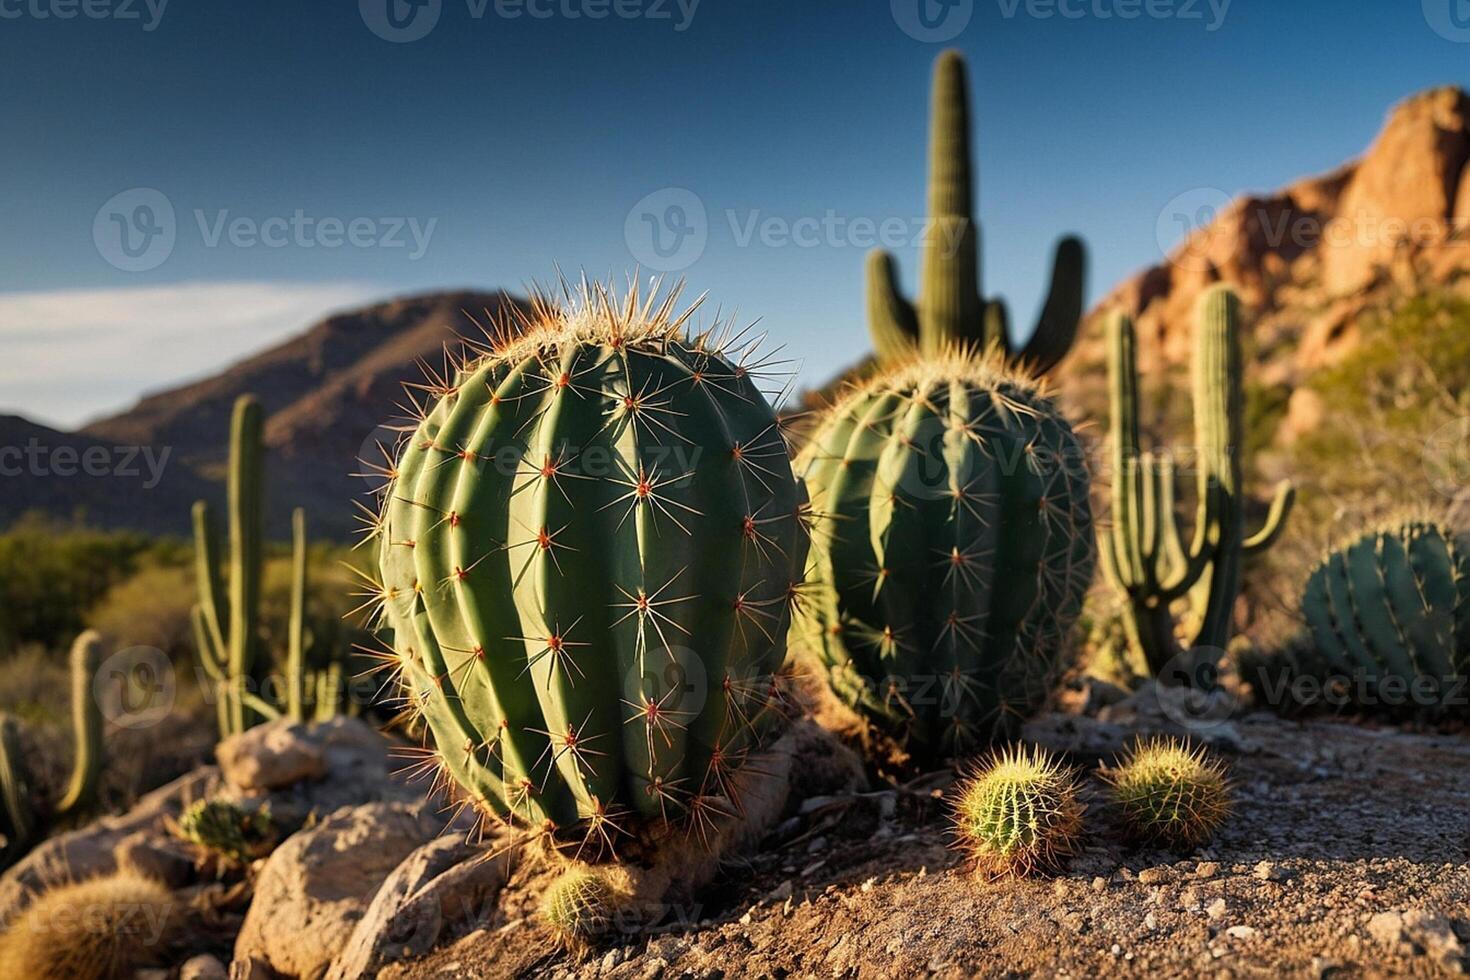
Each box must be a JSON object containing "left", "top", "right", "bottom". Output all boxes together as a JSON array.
[{"left": 360, "top": 279, "right": 810, "bottom": 854}]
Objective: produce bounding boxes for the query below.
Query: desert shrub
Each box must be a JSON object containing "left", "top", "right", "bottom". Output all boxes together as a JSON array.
[
  {"left": 0, "top": 514, "right": 187, "bottom": 653},
  {"left": 1289, "top": 291, "right": 1470, "bottom": 534},
  {"left": 85, "top": 564, "right": 197, "bottom": 660}
]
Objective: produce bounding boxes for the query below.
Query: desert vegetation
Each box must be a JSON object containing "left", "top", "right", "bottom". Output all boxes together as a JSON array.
[{"left": 2, "top": 46, "right": 1470, "bottom": 980}]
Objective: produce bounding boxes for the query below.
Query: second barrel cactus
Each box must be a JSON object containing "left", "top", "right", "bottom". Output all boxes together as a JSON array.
[
  {"left": 370, "top": 284, "right": 808, "bottom": 846},
  {"left": 795, "top": 353, "right": 1095, "bottom": 764},
  {"left": 1301, "top": 519, "right": 1470, "bottom": 712}
]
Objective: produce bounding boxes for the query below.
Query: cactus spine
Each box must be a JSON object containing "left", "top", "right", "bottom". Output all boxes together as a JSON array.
[
  {"left": 1100, "top": 286, "right": 1294, "bottom": 680},
  {"left": 952, "top": 744, "right": 1084, "bottom": 877},
  {"left": 369, "top": 284, "right": 808, "bottom": 846},
  {"left": 796, "top": 353, "right": 1094, "bottom": 763},
  {"left": 867, "top": 50, "right": 1086, "bottom": 371},
  {"left": 1301, "top": 519, "right": 1470, "bottom": 711},
  {"left": 192, "top": 395, "right": 266, "bottom": 737},
  {"left": 0, "top": 631, "right": 106, "bottom": 870}
]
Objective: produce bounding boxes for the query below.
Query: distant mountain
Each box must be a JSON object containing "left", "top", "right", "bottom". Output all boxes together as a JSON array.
[
  {"left": 0, "top": 414, "right": 214, "bottom": 535},
  {"left": 0, "top": 290, "right": 525, "bottom": 538},
  {"left": 1063, "top": 86, "right": 1470, "bottom": 441}
]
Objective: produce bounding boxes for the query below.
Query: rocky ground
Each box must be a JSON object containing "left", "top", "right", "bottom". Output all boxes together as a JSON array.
[{"left": 1, "top": 688, "right": 1467, "bottom": 979}]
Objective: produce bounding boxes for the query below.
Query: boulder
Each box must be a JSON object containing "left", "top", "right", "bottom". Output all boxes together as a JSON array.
[{"left": 231, "top": 802, "right": 445, "bottom": 980}]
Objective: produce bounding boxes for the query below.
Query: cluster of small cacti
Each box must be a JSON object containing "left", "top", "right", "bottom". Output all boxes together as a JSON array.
[
  {"left": 795, "top": 351, "right": 1095, "bottom": 764},
  {"left": 952, "top": 738, "right": 1232, "bottom": 876},
  {"left": 191, "top": 395, "right": 347, "bottom": 737},
  {"left": 866, "top": 50, "right": 1086, "bottom": 371},
  {"left": 0, "top": 871, "right": 177, "bottom": 979},
  {"left": 0, "top": 630, "right": 105, "bottom": 871},
  {"left": 1099, "top": 286, "right": 1294, "bottom": 682},
  {"left": 1297, "top": 517, "right": 1470, "bottom": 713},
  {"left": 175, "top": 797, "right": 273, "bottom": 862},
  {"left": 366, "top": 282, "right": 808, "bottom": 849}
]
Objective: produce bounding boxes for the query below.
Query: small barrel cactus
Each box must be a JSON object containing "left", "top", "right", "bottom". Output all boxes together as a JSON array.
[
  {"left": 1105, "top": 736, "right": 1231, "bottom": 848},
  {"left": 0, "top": 871, "right": 178, "bottom": 979},
  {"left": 1301, "top": 519, "right": 1470, "bottom": 713},
  {"left": 795, "top": 352, "right": 1094, "bottom": 763},
  {"left": 176, "top": 798, "right": 272, "bottom": 862},
  {"left": 542, "top": 866, "right": 617, "bottom": 947},
  {"left": 952, "top": 744, "right": 1084, "bottom": 877},
  {"left": 368, "top": 283, "right": 808, "bottom": 848}
]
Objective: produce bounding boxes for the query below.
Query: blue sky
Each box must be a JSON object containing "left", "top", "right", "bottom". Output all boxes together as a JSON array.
[{"left": 3, "top": 0, "right": 1469, "bottom": 427}]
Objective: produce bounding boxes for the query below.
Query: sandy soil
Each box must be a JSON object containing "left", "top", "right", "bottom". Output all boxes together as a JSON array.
[{"left": 391, "top": 700, "right": 1470, "bottom": 979}]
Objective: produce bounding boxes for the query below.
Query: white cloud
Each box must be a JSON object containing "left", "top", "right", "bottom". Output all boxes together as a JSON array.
[{"left": 0, "top": 281, "right": 384, "bottom": 429}]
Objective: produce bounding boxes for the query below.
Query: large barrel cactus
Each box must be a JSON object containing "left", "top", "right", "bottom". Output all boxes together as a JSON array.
[
  {"left": 1301, "top": 519, "right": 1470, "bottom": 712},
  {"left": 369, "top": 285, "right": 808, "bottom": 845},
  {"left": 795, "top": 354, "right": 1094, "bottom": 763}
]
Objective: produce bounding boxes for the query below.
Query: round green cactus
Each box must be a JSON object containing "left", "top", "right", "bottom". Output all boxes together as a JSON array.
[
  {"left": 542, "top": 866, "right": 617, "bottom": 947},
  {"left": 368, "top": 284, "right": 809, "bottom": 847},
  {"left": 1105, "top": 736, "right": 1230, "bottom": 848},
  {"left": 952, "top": 743, "right": 1083, "bottom": 877},
  {"left": 1301, "top": 518, "right": 1470, "bottom": 713},
  {"left": 795, "top": 352, "right": 1094, "bottom": 763},
  {"left": 176, "top": 798, "right": 272, "bottom": 861}
]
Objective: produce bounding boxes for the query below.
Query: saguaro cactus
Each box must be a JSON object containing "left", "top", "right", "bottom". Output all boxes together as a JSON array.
[
  {"left": 369, "top": 283, "right": 808, "bottom": 847},
  {"left": 795, "top": 352, "right": 1094, "bottom": 763},
  {"left": 1301, "top": 519, "right": 1470, "bottom": 712},
  {"left": 1100, "top": 286, "right": 1294, "bottom": 680},
  {"left": 867, "top": 50, "right": 1087, "bottom": 370},
  {"left": 192, "top": 395, "right": 266, "bottom": 737},
  {"left": 0, "top": 630, "right": 106, "bottom": 870}
]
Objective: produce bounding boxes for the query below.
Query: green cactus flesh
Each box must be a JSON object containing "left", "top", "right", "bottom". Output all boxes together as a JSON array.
[
  {"left": 192, "top": 394, "right": 266, "bottom": 737},
  {"left": 371, "top": 285, "right": 809, "bottom": 838},
  {"left": 177, "top": 798, "right": 272, "bottom": 861},
  {"left": 1301, "top": 520, "right": 1470, "bottom": 708},
  {"left": 953, "top": 744, "right": 1084, "bottom": 876},
  {"left": 1100, "top": 286, "right": 1294, "bottom": 680},
  {"left": 795, "top": 353, "right": 1094, "bottom": 763},
  {"left": 1107, "top": 736, "right": 1230, "bottom": 848},
  {"left": 866, "top": 50, "right": 1086, "bottom": 371}
]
